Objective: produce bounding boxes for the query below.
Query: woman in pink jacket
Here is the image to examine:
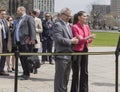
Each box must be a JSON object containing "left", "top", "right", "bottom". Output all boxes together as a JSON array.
[{"left": 71, "top": 11, "right": 95, "bottom": 92}]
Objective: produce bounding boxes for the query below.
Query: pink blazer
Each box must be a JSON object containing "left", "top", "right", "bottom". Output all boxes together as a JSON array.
[{"left": 72, "top": 22, "right": 92, "bottom": 51}]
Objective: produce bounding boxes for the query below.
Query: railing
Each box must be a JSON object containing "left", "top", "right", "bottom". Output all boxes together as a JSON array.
[
  {"left": 0, "top": 51, "right": 119, "bottom": 92},
  {"left": 1, "top": 36, "right": 120, "bottom": 92}
]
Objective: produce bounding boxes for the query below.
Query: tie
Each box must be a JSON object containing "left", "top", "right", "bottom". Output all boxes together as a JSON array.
[
  {"left": 2, "top": 20, "right": 6, "bottom": 39},
  {"left": 66, "top": 23, "right": 72, "bottom": 37}
]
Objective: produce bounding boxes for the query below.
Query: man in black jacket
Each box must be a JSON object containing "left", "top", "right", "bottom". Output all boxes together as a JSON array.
[
  {"left": 14, "top": 6, "right": 36, "bottom": 80},
  {"left": 41, "top": 12, "right": 54, "bottom": 65},
  {"left": 0, "top": 9, "right": 9, "bottom": 76}
]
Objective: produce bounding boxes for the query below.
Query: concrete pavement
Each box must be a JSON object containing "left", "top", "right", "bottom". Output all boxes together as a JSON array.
[{"left": 0, "top": 47, "right": 120, "bottom": 92}]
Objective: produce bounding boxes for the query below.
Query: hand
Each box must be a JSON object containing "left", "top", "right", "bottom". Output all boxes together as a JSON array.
[
  {"left": 29, "top": 39, "right": 35, "bottom": 45},
  {"left": 76, "top": 35, "right": 83, "bottom": 40},
  {"left": 24, "top": 36, "right": 35, "bottom": 45},
  {"left": 89, "top": 34, "right": 96, "bottom": 39},
  {"left": 31, "top": 40, "right": 35, "bottom": 44},
  {"left": 25, "top": 37, "right": 30, "bottom": 44},
  {"left": 85, "top": 34, "right": 96, "bottom": 41},
  {"left": 71, "top": 37, "right": 79, "bottom": 44}
]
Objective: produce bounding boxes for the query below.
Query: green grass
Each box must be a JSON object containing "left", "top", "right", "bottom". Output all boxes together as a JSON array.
[{"left": 90, "top": 31, "right": 120, "bottom": 46}]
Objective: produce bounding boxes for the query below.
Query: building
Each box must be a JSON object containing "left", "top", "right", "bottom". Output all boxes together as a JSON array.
[
  {"left": 0, "top": 0, "right": 54, "bottom": 15},
  {"left": 33, "top": 0, "right": 54, "bottom": 13},
  {"left": 111, "top": 0, "right": 120, "bottom": 13},
  {"left": 8, "top": 0, "right": 33, "bottom": 15}
]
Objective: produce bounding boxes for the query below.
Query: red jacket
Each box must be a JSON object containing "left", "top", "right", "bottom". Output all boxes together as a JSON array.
[{"left": 72, "top": 22, "right": 92, "bottom": 51}]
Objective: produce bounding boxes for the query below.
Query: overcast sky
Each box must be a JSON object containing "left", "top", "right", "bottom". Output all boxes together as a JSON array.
[{"left": 55, "top": 0, "right": 111, "bottom": 15}]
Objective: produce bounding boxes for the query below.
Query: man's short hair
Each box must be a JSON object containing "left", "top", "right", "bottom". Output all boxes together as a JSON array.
[
  {"left": 17, "top": 6, "right": 26, "bottom": 12},
  {"left": 0, "top": 9, "right": 6, "bottom": 13},
  {"left": 60, "top": 8, "right": 71, "bottom": 15}
]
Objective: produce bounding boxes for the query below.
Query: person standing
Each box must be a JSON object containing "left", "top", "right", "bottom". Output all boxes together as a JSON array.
[
  {"left": 0, "top": 22, "right": 2, "bottom": 53},
  {"left": 70, "top": 11, "right": 95, "bottom": 92},
  {"left": 34, "top": 9, "right": 43, "bottom": 51},
  {"left": 0, "top": 9, "right": 9, "bottom": 76},
  {"left": 30, "top": 10, "right": 43, "bottom": 52},
  {"left": 41, "top": 12, "right": 54, "bottom": 64},
  {"left": 6, "top": 16, "right": 16, "bottom": 72},
  {"left": 14, "top": 6, "right": 36, "bottom": 80},
  {"left": 30, "top": 10, "right": 43, "bottom": 74},
  {"left": 53, "top": 8, "right": 79, "bottom": 92}
]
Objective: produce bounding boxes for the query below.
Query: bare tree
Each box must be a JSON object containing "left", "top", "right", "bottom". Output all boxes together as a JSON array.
[{"left": 90, "top": 5, "right": 105, "bottom": 29}]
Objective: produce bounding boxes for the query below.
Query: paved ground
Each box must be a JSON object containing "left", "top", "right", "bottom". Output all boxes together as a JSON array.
[{"left": 0, "top": 47, "right": 120, "bottom": 92}]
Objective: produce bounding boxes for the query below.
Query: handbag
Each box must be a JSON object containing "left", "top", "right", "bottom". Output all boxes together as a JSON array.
[
  {"left": 27, "top": 55, "right": 41, "bottom": 68},
  {"left": 27, "top": 45, "right": 41, "bottom": 74}
]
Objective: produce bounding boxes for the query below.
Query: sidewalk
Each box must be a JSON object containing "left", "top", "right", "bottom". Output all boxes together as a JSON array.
[{"left": 0, "top": 47, "right": 119, "bottom": 92}]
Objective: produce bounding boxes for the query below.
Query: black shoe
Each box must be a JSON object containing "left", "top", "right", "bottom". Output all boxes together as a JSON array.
[
  {"left": 49, "top": 62, "right": 54, "bottom": 65},
  {"left": 19, "top": 75, "right": 30, "bottom": 80},
  {"left": 0, "top": 72, "right": 9, "bottom": 76},
  {"left": 33, "top": 68, "right": 37, "bottom": 74},
  {"left": 30, "top": 68, "right": 33, "bottom": 73},
  {"left": 11, "top": 67, "right": 15, "bottom": 71}
]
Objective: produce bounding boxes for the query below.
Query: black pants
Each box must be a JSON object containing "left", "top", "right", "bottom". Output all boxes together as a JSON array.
[
  {"left": 71, "top": 49, "right": 88, "bottom": 92},
  {"left": 17, "top": 43, "right": 31, "bottom": 76},
  {"left": 54, "top": 57, "right": 72, "bottom": 92},
  {"left": 42, "top": 38, "right": 53, "bottom": 62},
  {"left": 0, "top": 39, "right": 7, "bottom": 72}
]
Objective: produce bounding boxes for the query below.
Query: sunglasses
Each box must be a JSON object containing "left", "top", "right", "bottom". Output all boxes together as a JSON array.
[
  {"left": 9, "top": 20, "right": 13, "bottom": 21},
  {"left": 45, "top": 15, "right": 50, "bottom": 17}
]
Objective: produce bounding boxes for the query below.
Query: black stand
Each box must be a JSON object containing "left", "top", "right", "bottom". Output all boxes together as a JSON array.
[
  {"left": 14, "top": 49, "right": 19, "bottom": 92},
  {"left": 115, "top": 36, "right": 120, "bottom": 92}
]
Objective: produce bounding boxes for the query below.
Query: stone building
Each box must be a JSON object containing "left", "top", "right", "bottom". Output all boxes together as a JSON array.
[
  {"left": 0, "top": 0, "right": 33, "bottom": 15},
  {"left": 0, "top": 0, "right": 55, "bottom": 16},
  {"left": 111, "top": 0, "right": 120, "bottom": 13},
  {"left": 33, "top": 0, "right": 54, "bottom": 12}
]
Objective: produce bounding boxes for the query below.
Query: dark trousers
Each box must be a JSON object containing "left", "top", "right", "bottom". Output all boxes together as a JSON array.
[
  {"left": 0, "top": 39, "right": 7, "bottom": 72},
  {"left": 54, "top": 58, "right": 72, "bottom": 92},
  {"left": 42, "top": 38, "right": 53, "bottom": 62},
  {"left": 17, "top": 43, "right": 31, "bottom": 76},
  {"left": 71, "top": 50, "right": 88, "bottom": 92}
]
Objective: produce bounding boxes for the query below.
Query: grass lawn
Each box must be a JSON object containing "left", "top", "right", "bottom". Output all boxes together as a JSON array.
[{"left": 90, "top": 31, "right": 120, "bottom": 46}]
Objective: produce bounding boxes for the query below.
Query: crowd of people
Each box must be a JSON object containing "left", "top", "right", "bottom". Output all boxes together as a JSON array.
[{"left": 0, "top": 6, "right": 96, "bottom": 92}]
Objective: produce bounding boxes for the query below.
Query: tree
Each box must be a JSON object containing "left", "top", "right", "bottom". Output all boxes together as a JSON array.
[{"left": 90, "top": 5, "right": 105, "bottom": 29}]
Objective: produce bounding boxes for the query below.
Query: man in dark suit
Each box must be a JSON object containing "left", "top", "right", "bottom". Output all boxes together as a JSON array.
[
  {"left": 0, "top": 9, "right": 9, "bottom": 76},
  {"left": 14, "top": 6, "right": 36, "bottom": 80},
  {"left": 41, "top": 12, "right": 54, "bottom": 64},
  {"left": 53, "top": 8, "right": 79, "bottom": 92}
]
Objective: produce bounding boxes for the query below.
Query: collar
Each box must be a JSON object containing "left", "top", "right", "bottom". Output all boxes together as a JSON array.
[
  {"left": 60, "top": 19, "right": 69, "bottom": 26},
  {"left": 77, "top": 22, "right": 85, "bottom": 28},
  {"left": 21, "top": 13, "right": 26, "bottom": 18}
]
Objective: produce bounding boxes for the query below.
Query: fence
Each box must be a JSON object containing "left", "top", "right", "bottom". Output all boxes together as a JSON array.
[
  {"left": 0, "top": 37, "right": 119, "bottom": 92},
  {"left": 0, "top": 50, "right": 119, "bottom": 92}
]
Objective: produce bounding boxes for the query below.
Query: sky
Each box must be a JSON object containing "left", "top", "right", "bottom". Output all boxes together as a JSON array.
[{"left": 55, "top": 0, "right": 111, "bottom": 15}]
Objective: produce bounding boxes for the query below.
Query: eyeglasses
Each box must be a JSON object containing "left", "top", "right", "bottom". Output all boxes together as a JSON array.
[
  {"left": 62, "top": 13, "right": 71, "bottom": 18},
  {"left": 9, "top": 20, "right": 13, "bottom": 21}
]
